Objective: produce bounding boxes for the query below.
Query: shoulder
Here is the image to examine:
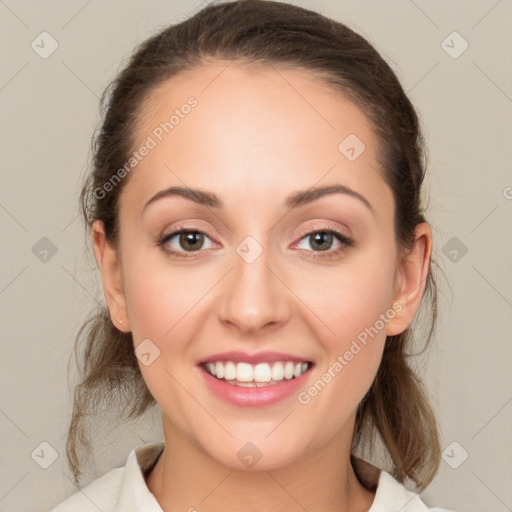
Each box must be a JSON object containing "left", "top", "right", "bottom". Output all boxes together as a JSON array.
[
  {"left": 374, "top": 470, "right": 455, "bottom": 511},
  {"left": 49, "top": 467, "right": 124, "bottom": 512},
  {"left": 351, "top": 455, "right": 456, "bottom": 512},
  {"left": 49, "top": 442, "right": 165, "bottom": 512}
]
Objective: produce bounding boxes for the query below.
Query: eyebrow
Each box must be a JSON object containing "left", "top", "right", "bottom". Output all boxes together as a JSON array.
[{"left": 142, "top": 184, "right": 374, "bottom": 214}]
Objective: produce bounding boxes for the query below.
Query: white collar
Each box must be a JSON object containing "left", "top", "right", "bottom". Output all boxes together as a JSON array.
[{"left": 113, "top": 442, "right": 447, "bottom": 512}]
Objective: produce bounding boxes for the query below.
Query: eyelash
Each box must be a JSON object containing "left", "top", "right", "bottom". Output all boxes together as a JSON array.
[{"left": 156, "top": 225, "right": 354, "bottom": 260}]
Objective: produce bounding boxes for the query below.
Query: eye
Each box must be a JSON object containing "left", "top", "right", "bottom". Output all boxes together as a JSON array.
[
  {"left": 157, "top": 228, "right": 216, "bottom": 259},
  {"left": 294, "top": 228, "right": 353, "bottom": 259},
  {"left": 156, "top": 226, "right": 353, "bottom": 260}
]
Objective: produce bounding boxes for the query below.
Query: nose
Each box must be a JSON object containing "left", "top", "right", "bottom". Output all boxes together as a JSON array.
[{"left": 217, "top": 241, "right": 290, "bottom": 335}]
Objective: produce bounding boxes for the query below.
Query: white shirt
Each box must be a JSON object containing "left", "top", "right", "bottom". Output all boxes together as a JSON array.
[{"left": 49, "top": 442, "right": 455, "bottom": 511}]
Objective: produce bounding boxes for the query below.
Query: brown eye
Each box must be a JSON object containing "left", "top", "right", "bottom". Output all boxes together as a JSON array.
[
  {"left": 294, "top": 228, "right": 353, "bottom": 259},
  {"left": 157, "top": 228, "right": 215, "bottom": 259},
  {"left": 177, "top": 231, "right": 205, "bottom": 251},
  {"left": 309, "top": 231, "right": 335, "bottom": 251}
]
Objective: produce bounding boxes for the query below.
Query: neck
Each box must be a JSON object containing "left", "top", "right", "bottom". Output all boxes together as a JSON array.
[{"left": 145, "top": 415, "right": 376, "bottom": 512}]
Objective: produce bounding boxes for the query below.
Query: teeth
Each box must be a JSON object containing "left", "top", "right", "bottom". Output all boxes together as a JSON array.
[
  {"left": 271, "top": 362, "right": 284, "bottom": 381},
  {"left": 254, "top": 362, "right": 271, "bottom": 382},
  {"left": 204, "top": 360, "right": 310, "bottom": 384},
  {"left": 215, "top": 361, "right": 224, "bottom": 379},
  {"left": 224, "top": 361, "right": 236, "bottom": 380},
  {"left": 284, "top": 362, "right": 294, "bottom": 379}
]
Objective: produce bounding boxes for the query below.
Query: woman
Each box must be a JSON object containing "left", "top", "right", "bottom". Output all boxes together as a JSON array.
[{"left": 51, "top": 1, "right": 454, "bottom": 510}]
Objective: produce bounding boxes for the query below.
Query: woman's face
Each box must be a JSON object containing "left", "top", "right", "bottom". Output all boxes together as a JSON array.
[{"left": 101, "top": 60, "right": 410, "bottom": 470}]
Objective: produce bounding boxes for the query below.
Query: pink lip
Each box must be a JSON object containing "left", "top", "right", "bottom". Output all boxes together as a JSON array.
[
  {"left": 197, "top": 364, "right": 313, "bottom": 407},
  {"left": 197, "top": 351, "right": 312, "bottom": 365}
]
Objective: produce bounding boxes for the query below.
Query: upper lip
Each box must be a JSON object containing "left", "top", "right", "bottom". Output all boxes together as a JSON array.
[{"left": 197, "top": 351, "right": 313, "bottom": 365}]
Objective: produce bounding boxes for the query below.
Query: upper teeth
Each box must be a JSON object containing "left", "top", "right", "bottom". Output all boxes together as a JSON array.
[{"left": 205, "top": 361, "right": 309, "bottom": 382}]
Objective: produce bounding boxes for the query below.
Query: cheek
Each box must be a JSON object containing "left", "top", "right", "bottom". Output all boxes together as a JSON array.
[
  {"left": 294, "top": 242, "right": 397, "bottom": 348},
  {"left": 124, "top": 270, "right": 177, "bottom": 341},
  {"left": 122, "top": 244, "right": 208, "bottom": 341},
  {"left": 121, "top": 248, "right": 216, "bottom": 390},
  {"left": 121, "top": 254, "right": 208, "bottom": 416},
  {"left": 290, "top": 243, "right": 396, "bottom": 417}
]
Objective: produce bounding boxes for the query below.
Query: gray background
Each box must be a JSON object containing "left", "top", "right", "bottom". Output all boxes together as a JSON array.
[{"left": 0, "top": 1, "right": 511, "bottom": 511}]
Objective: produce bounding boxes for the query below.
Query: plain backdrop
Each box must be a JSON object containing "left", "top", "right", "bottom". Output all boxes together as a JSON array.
[{"left": 0, "top": 1, "right": 511, "bottom": 511}]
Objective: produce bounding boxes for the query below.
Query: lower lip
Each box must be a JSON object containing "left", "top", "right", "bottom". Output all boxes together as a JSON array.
[{"left": 198, "top": 365, "right": 313, "bottom": 407}]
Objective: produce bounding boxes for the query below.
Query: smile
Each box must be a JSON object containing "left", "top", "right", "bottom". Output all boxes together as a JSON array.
[
  {"left": 198, "top": 360, "right": 314, "bottom": 407},
  {"left": 202, "top": 360, "right": 311, "bottom": 387}
]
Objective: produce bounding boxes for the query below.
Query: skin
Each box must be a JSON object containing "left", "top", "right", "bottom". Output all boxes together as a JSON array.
[{"left": 92, "top": 60, "right": 432, "bottom": 512}]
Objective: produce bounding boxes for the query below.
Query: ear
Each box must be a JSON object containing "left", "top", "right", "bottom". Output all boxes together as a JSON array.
[
  {"left": 92, "top": 220, "right": 130, "bottom": 332},
  {"left": 386, "top": 222, "right": 432, "bottom": 336}
]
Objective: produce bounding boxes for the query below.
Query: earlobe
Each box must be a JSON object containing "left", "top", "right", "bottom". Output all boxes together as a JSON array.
[
  {"left": 92, "top": 220, "right": 130, "bottom": 332},
  {"left": 386, "top": 223, "right": 432, "bottom": 336}
]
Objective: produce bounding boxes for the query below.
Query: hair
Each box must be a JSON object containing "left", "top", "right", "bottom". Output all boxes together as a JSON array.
[{"left": 67, "top": 0, "right": 442, "bottom": 490}]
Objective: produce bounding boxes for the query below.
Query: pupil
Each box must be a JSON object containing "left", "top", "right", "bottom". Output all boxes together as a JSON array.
[
  {"left": 311, "top": 232, "right": 332, "bottom": 251},
  {"left": 181, "top": 232, "right": 203, "bottom": 251}
]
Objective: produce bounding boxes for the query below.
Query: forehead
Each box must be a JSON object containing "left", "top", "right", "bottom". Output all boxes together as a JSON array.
[
  {"left": 134, "top": 59, "right": 376, "bottom": 153},
  {"left": 124, "top": 59, "right": 391, "bottom": 217}
]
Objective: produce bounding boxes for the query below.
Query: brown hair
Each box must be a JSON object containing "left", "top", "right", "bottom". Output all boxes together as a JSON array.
[{"left": 68, "top": 0, "right": 442, "bottom": 489}]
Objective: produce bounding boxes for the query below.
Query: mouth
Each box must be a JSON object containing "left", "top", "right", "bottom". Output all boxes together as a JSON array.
[{"left": 199, "top": 360, "right": 314, "bottom": 388}]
